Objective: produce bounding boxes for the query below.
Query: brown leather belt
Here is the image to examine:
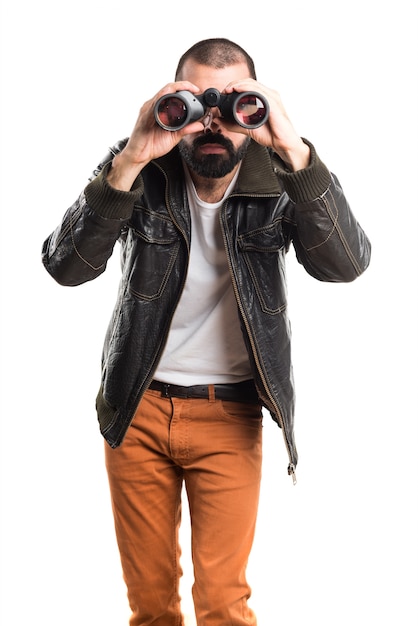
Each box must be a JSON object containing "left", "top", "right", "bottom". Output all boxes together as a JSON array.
[{"left": 148, "top": 379, "right": 260, "bottom": 403}]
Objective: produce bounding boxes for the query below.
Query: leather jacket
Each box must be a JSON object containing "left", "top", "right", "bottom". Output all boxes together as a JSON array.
[{"left": 42, "top": 139, "right": 371, "bottom": 479}]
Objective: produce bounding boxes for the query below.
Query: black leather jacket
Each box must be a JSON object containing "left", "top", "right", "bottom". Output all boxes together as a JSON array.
[{"left": 42, "top": 139, "right": 371, "bottom": 479}]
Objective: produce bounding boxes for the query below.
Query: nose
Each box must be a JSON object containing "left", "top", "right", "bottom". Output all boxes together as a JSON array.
[{"left": 202, "top": 108, "right": 222, "bottom": 134}]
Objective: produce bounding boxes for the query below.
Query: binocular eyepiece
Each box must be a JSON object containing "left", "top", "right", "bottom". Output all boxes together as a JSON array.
[{"left": 154, "top": 88, "right": 269, "bottom": 131}]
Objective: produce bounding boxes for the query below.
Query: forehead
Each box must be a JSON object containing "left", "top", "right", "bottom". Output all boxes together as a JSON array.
[{"left": 178, "top": 59, "right": 251, "bottom": 92}]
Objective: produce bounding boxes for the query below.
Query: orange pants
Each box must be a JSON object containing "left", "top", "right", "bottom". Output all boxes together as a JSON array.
[{"left": 105, "top": 388, "right": 263, "bottom": 625}]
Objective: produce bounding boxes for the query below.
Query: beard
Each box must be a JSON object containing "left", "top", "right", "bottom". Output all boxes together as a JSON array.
[{"left": 178, "top": 133, "right": 250, "bottom": 179}]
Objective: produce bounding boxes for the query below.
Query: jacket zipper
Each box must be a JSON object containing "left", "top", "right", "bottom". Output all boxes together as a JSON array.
[
  {"left": 220, "top": 196, "right": 297, "bottom": 485},
  {"left": 118, "top": 166, "right": 192, "bottom": 437},
  {"left": 139, "top": 166, "right": 191, "bottom": 396}
]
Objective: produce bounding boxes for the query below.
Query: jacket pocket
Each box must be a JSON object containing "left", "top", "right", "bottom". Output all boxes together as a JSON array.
[
  {"left": 126, "top": 208, "right": 181, "bottom": 301},
  {"left": 238, "top": 223, "right": 287, "bottom": 314}
]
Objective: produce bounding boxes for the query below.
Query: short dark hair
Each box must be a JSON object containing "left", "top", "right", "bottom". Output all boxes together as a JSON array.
[{"left": 175, "top": 38, "right": 257, "bottom": 80}]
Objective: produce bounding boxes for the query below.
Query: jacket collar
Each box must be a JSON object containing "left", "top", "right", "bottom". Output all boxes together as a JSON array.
[{"left": 235, "top": 141, "right": 282, "bottom": 195}]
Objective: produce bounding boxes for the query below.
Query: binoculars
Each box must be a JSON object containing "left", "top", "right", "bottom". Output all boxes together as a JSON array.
[{"left": 154, "top": 87, "right": 269, "bottom": 131}]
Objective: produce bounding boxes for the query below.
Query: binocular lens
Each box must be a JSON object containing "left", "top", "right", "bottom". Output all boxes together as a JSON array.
[
  {"left": 233, "top": 94, "right": 268, "bottom": 128},
  {"left": 156, "top": 96, "right": 188, "bottom": 129}
]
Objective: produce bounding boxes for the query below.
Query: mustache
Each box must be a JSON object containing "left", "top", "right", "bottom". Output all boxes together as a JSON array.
[{"left": 193, "top": 133, "right": 233, "bottom": 150}]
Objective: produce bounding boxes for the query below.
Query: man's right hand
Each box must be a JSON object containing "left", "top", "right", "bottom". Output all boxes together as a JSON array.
[{"left": 106, "top": 81, "right": 205, "bottom": 191}]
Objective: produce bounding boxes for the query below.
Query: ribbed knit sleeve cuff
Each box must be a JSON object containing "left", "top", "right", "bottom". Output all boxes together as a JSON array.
[
  {"left": 84, "top": 162, "right": 144, "bottom": 220},
  {"left": 275, "top": 139, "right": 332, "bottom": 203}
]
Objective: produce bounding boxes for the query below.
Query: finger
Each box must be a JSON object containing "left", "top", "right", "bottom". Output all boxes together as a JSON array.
[
  {"left": 223, "top": 78, "right": 260, "bottom": 94},
  {"left": 156, "top": 81, "right": 201, "bottom": 99}
]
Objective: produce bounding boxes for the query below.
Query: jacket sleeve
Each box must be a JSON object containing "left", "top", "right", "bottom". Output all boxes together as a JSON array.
[
  {"left": 277, "top": 140, "right": 371, "bottom": 282},
  {"left": 42, "top": 141, "right": 144, "bottom": 286}
]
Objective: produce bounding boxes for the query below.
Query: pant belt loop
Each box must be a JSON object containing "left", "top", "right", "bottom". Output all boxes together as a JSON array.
[{"left": 208, "top": 384, "right": 216, "bottom": 403}]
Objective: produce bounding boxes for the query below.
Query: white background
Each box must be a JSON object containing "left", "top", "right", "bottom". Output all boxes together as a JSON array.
[{"left": 1, "top": 1, "right": 417, "bottom": 624}]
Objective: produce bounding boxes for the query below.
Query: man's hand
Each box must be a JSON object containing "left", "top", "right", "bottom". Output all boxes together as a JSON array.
[
  {"left": 223, "top": 79, "right": 311, "bottom": 171},
  {"left": 106, "top": 81, "right": 205, "bottom": 191}
]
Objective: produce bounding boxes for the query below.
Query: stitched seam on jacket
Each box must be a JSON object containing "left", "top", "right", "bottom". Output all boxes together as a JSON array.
[{"left": 69, "top": 206, "right": 106, "bottom": 272}]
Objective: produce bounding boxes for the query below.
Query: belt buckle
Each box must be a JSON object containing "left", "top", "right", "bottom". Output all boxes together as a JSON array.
[{"left": 162, "top": 383, "right": 171, "bottom": 398}]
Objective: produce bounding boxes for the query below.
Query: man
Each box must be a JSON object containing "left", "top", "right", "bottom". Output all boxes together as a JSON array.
[{"left": 42, "top": 38, "right": 371, "bottom": 626}]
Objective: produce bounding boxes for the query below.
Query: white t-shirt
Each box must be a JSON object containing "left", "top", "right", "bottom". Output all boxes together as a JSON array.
[{"left": 154, "top": 165, "right": 252, "bottom": 385}]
